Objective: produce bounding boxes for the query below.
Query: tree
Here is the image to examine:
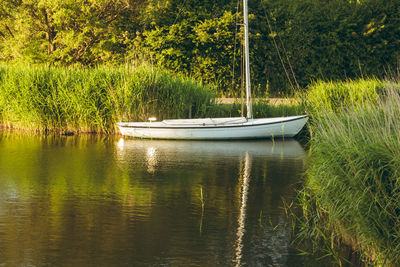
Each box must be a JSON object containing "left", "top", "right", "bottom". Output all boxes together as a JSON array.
[{"left": 0, "top": 0, "right": 145, "bottom": 64}]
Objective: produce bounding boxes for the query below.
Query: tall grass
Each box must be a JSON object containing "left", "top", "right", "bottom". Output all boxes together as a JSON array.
[
  {"left": 0, "top": 64, "right": 306, "bottom": 134},
  {"left": 0, "top": 64, "right": 216, "bottom": 133},
  {"left": 305, "top": 78, "right": 386, "bottom": 114},
  {"left": 297, "top": 79, "right": 400, "bottom": 265}
]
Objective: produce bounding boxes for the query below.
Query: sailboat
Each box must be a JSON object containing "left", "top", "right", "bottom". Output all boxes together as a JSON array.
[{"left": 117, "top": 0, "right": 308, "bottom": 140}]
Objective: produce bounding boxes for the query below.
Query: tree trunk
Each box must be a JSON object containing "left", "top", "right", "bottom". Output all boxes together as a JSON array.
[{"left": 41, "top": 8, "right": 56, "bottom": 55}]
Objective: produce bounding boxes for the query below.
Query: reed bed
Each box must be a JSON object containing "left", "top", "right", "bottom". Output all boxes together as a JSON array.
[
  {"left": 0, "top": 64, "right": 216, "bottom": 133},
  {"left": 0, "top": 64, "right": 305, "bottom": 134},
  {"left": 297, "top": 79, "right": 400, "bottom": 265}
]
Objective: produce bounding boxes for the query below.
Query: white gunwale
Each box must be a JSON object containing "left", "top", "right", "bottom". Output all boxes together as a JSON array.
[{"left": 117, "top": 115, "right": 307, "bottom": 129}]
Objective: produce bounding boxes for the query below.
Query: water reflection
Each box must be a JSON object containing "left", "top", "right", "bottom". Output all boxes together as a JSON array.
[
  {"left": 117, "top": 139, "right": 306, "bottom": 266},
  {"left": 0, "top": 133, "right": 307, "bottom": 266},
  {"left": 116, "top": 139, "right": 305, "bottom": 176},
  {"left": 235, "top": 152, "right": 251, "bottom": 266},
  {"left": 116, "top": 139, "right": 305, "bottom": 160}
]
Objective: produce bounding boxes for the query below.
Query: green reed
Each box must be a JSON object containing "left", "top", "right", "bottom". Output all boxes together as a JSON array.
[
  {"left": 0, "top": 64, "right": 305, "bottom": 134},
  {"left": 296, "top": 79, "right": 400, "bottom": 265},
  {"left": 305, "top": 78, "right": 386, "bottom": 115},
  {"left": 0, "top": 64, "right": 216, "bottom": 133}
]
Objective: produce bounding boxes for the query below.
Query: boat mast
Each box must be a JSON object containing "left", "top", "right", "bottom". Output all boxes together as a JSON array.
[{"left": 243, "top": 0, "right": 252, "bottom": 119}]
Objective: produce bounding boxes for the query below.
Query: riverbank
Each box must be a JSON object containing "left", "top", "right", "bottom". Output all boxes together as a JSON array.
[
  {"left": 0, "top": 64, "right": 303, "bottom": 134},
  {"left": 297, "top": 78, "right": 400, "bottom": 266}
]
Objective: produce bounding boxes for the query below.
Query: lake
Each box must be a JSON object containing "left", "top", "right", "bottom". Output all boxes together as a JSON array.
[{"left": 0, "top": 132, "right": 313, "bottom": 266}]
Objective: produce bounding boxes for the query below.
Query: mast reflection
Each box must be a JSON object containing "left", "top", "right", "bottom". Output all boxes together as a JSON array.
[{"left": 235, "top": 151, "right": 251, "bottom": 266}]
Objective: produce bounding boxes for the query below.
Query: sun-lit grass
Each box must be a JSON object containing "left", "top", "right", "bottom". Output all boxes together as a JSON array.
[
  {"left": 0, "top": 64, "right": 306, "bottom": 134},
  {"left": 305, "top": 78, "right": 386, "bottom": 115},
  {"left": 296, "top": 79, "right": 400, "bottom": 265},
  {"left": 0, "top": 64, "right": 217, "bottom": 133}
]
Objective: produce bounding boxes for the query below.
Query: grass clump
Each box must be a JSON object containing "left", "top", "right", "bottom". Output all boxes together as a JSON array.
[
  {"left": 297, "top": 80, "right": 400, "bottom": 265},
  {"left": 0, "top": 64, "right": 216, "bottom": 133},
  {"left": 305, "top": 78, "right": 386, "bottom": 115}
]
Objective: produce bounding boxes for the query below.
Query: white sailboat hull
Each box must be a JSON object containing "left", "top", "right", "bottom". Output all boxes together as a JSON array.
[{"left": 117, "top": 115, "right": 308, "bottom": 140}]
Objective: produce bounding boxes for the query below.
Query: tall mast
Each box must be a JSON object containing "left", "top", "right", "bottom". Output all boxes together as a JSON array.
[{"left": 243, "top": 0, "right": 252, "bottom": 119}]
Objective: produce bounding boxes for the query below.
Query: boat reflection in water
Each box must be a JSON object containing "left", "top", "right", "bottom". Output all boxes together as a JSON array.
[
  {"left": 116, "top": 139, "right": 306, "bottom": 266},
  {"left": 116, "top": 138, "right": 305, "bottom": 164}
]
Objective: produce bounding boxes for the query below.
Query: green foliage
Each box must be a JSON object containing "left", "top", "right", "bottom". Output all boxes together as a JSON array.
[
  {"left": 0, "top": 64, "right": 216, "bottom": 133},
  {"left": 135, "top": 10, "right": 239, "bottom": 95},
  {"left": 0, "top": 0, "right": 142, "bottom": 64},
  {"left": 256, "top": 0, "right": 400, "bottom": 93},
  {"left": 136, "top": 0, "right": 400, "bottom": 95},
  {"left": 0, "top": 0, "right": 399, "bottom": 96}
]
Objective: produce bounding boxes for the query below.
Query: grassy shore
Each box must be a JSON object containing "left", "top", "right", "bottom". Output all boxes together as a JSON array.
[
  {"left": 296, "top": 78, "right": 400, "bottom": 266},
  {"left": 0, "top": 64, "right": 219, "bottom": 133},
  {"left": 0, "top": 64, "right": 304, "bottom": 134}
]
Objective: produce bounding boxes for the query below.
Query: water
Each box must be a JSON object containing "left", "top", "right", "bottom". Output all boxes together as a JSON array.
[{"left": 0, "top": 132, "right": 310, "bottom": 266}]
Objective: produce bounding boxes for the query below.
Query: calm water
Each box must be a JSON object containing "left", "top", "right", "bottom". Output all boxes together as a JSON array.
[{"left": 0, "top": 132, "right": 311, "bottom": 266}]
